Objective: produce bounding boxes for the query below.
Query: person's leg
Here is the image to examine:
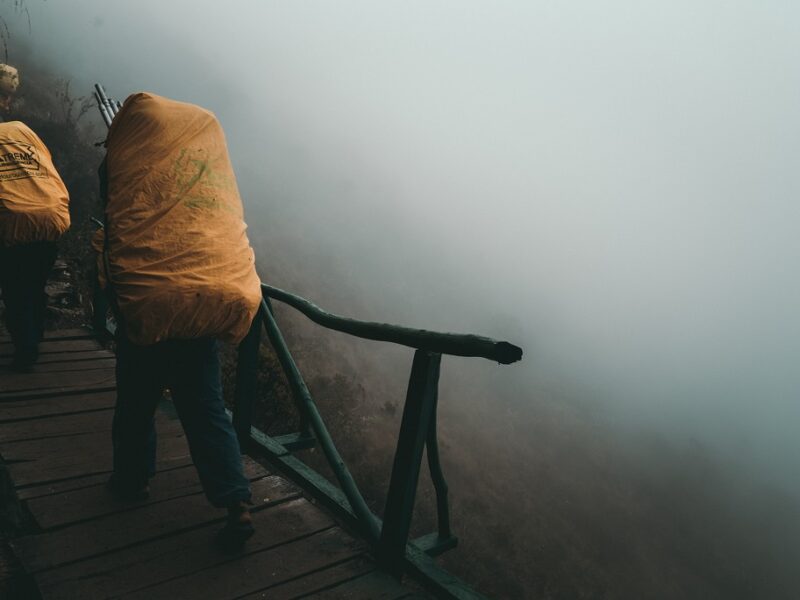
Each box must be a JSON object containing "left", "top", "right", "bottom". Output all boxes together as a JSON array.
[
  {"left": 26, "top": 241, "right": 57, "bottom": 352},
  {"left": 169, "top": 337, "right": 253, "bottom": 550},
  {"left": 0, "top": 242, "right": 56, "bottom": 368},
  {"left": 111, "top": 332, "right": 161, "bottom": 496},
  {"left": 169, "top": 338, "right": 251, "bottom": 508},
  {"left": 0, "top": 244, "right": 14, "bottom": 339},
  {"left": 0, "top": 244, "right": 28, "bottom": 352}
]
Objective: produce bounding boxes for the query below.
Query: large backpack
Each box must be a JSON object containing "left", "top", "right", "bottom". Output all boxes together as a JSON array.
[
  {"left": 0, "top": 121, "right": 70, "bottom": 246},
  {"left": 103, "top": 92, "right": 261, "bottom": 345}
]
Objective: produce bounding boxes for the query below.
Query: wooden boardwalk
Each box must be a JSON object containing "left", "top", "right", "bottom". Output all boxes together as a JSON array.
[{"left": 0, "top": 329, "right": 427, "bottom": 599}]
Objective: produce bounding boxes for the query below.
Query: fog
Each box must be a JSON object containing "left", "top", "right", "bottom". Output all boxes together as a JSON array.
[{"left": 9, "top": 0, "right": 800, "bottom": 596}]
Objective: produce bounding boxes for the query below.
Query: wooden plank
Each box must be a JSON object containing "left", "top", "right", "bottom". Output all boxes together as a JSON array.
[
  {"left": 239, "top": 557, "right": 375, "bottom": 600},
  {"left": 17, "top": 471, "right": 117, "bottom": 501},
  {"left": 13, "top": 475, "right": 300, "bottom": 573},
  {"left": 8, "top": 446, "right": 191, "bottom": 490},
  {"left": 2, "top": 430, "right": 127, "bottom": 462},
  {"left": 6, "top": 429, "right": 191, "bottom": 487},
  {"left": 0, "top": 329, "right": 92, "bottom": 344},
  {"left": 1, "top": 422, "right": 182, "bottom": 462},
  {"left": 120, "top": 527, "right": 365, "bottom": 600},
  {"left": 42, "top": 329, "right": 93, "bottom": 339},
  {"left": 16, "top": 461, "right": 188, "bottom": 501},
  {"left": 0, "top": 383, "right": 117, "bottom": 402},
  {"left": 0, "top": 358, "right": 115, "bottom": 373},
  {"left": 27, "top": 457, "right": 268, "bottom": 530},
  {"left": 0, "top": 410, "right": 113, "bottom": 443},
  {"left": 35, "top": 497, "right": 334, "bottom": 600},
  {"left": 0, "top": 408, "right": 179, "bottom": 443},
  {"left": 0, "top": 368, "right": 116, "bottom": 395},
  {"left": 36, "top": 357, "right": 115, "bottom": 372},
  {"left": 306, "top": 571, "right": 418, "bottom": 599},
  {"left": 0, "top": 391, "right": 116, "bottom": 423},
  {"left": 0, "top": 350, "right": 113, "bottom": 367},
  {"left": 0, "top": 339, "right": 102, "bottom": 358}
]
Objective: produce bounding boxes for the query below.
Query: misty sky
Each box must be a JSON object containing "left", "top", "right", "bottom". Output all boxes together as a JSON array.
[{"left": 14, "top": 1, "right": 800, "bottom": 491}]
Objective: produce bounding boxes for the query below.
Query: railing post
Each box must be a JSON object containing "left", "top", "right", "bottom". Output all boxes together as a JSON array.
[
  {"left": 264, "top": 297, "right": 312, "bottom": 439},
  {"left": 378, "top": 349, "right": 442, "bottom": 578},
  {"left": 426, "top": 391, "right": 453, "bottom": 541},
  {"left": 261, "top": 297, "right": 382, "bottom": 543},
  {"left": 233, "top": 307, "right": 263, "bottom": 450}
]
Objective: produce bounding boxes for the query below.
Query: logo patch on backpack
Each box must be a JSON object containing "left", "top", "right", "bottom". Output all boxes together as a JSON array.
[{"left": 0, "top": 141, "right": 44, "bottom": 181}]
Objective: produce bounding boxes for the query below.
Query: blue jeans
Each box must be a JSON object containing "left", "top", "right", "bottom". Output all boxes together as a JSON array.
[{"left": 113, "top": 332, "right": 251, "bottom": 507}]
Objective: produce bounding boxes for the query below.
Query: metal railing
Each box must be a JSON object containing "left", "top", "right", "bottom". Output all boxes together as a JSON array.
[
  {"left": 233, "top": 284, "right": 522, "bottom": 585},
  {"left": 92, "top": 280, "right": 522, "bottom": 597}
]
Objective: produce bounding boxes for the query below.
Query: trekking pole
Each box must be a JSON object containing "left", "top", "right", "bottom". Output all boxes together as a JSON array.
[
  {"left": 93, "top": 83, "right": 121, "bottom": 128},
  {"left": 93, "top": 90, "right": 112, "bottom": 127}
]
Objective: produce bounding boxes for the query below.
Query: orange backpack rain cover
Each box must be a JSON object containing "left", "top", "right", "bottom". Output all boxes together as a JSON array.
[
  {"left": 104, "top": 92, "right": 261, "bottom": 345},
  {"left": 0, "top": 121, "right": 70, "bottom": 246}
]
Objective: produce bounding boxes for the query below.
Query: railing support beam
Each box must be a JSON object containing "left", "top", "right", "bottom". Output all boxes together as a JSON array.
[
  {"left": 426, "top": 385, "right": 455, "bottom": 544},
  {"left": 264, "top": 298, "right": 312, "bottom": 439},
  {"left": 378, "top": 349, "right": 442, "bottom": 578},
  {"left": 260, "top": 299, "right": 381, "bottom": 543}
]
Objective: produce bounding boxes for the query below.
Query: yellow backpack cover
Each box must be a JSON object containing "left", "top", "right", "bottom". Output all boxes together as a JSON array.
[
  {"left": 0, "top": 121, "right": 70, "bottom": 246},
  {"left": 104, "top": 92, "right": 261, "bottom": 345}
]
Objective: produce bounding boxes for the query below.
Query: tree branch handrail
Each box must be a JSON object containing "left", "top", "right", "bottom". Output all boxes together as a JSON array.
[{"left": 261, "top": 284, "right": 523, "bottom": 365}]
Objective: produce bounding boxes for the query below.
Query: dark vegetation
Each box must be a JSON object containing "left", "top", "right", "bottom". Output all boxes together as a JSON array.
[{"left": 4, "top": 55, "right": 799, "bottom": 600}]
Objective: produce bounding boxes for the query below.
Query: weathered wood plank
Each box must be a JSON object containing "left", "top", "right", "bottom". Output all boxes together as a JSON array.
[
  {"left": 0, "top": 391, "right": 116, "bottom": 423},
  {"left": 307, "top": 571, "right": 418, "bottom": 599},
  {"left": 8, "top": 447, "right": 191, "bottom": 489},
  {"left": 0, "top": 408, "right": 176, "bottom": 444},
  {"left": 0, "top": 350, "right": 112, "bottom": 367},
  {"left": 0, "top": 368, "right": 116, "bottom": 395},
  {"left": 17, "top": 473, "right": 108, "bottom": 500},
  {"left": 13, "top": 475, "right": 300, "bottom": 573},
  {"left": 36, "top": 498, "right": 334, "bottom": 600},
  {"left": 43, "top": 328, "right": 93, "bottom": 339},
  {"left": 0, "top": 385, "right": 116, "bottom": 402},
  {"left": 0, "top": 409, "right": 113, "bottom": 443},
  {"left": 27, "top": 457, "right": 268, "bottom": 530},
  {"left": 2, "top": 430, "right": 124, "bottom": 462},
  {"left": 1, "top": 423, "right": 182, "bottom": 462},
  {"left": 6, "top": 429, "right": 190, "bottom": 487},
  {"left": 0, "top": 358, "right": 115, "bottom": 374},
  {"left": 16, "top": 471, "right": 115, "bottom": 501},
  {"left": 0, "top": 339, "right": 102, "bottom": 358},
  {"left": 0, "top": 329, "right": 92, "bottom": 344},
  {"left": 15, "top": 461, "right": 190, "bottom": 501},
  {"left": 239, "top": 557, "right": 375, "bottom": 600},
  {"left": 120, "top": 527, "right": 365, "bottom": 600}
]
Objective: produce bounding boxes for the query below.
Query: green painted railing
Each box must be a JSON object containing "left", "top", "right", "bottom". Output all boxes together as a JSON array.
[
  {"left": 91, "top": 277, "right": 523, "bottom": 599},
  {"left": 236, "top": 284, "right": 522, "bottom": 595}
]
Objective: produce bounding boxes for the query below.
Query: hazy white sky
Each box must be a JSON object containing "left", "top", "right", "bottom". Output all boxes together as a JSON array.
[{"left": 15, "top": 1, "right": 800, "bottom": 488}]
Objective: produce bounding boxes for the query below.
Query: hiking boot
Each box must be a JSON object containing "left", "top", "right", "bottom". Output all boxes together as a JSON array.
[
  {"left": 106, "top": 474, "right": 150, "bottom": 502},
  {"left": 215, "top": 500, "right": 255, "bottom": 553}
]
